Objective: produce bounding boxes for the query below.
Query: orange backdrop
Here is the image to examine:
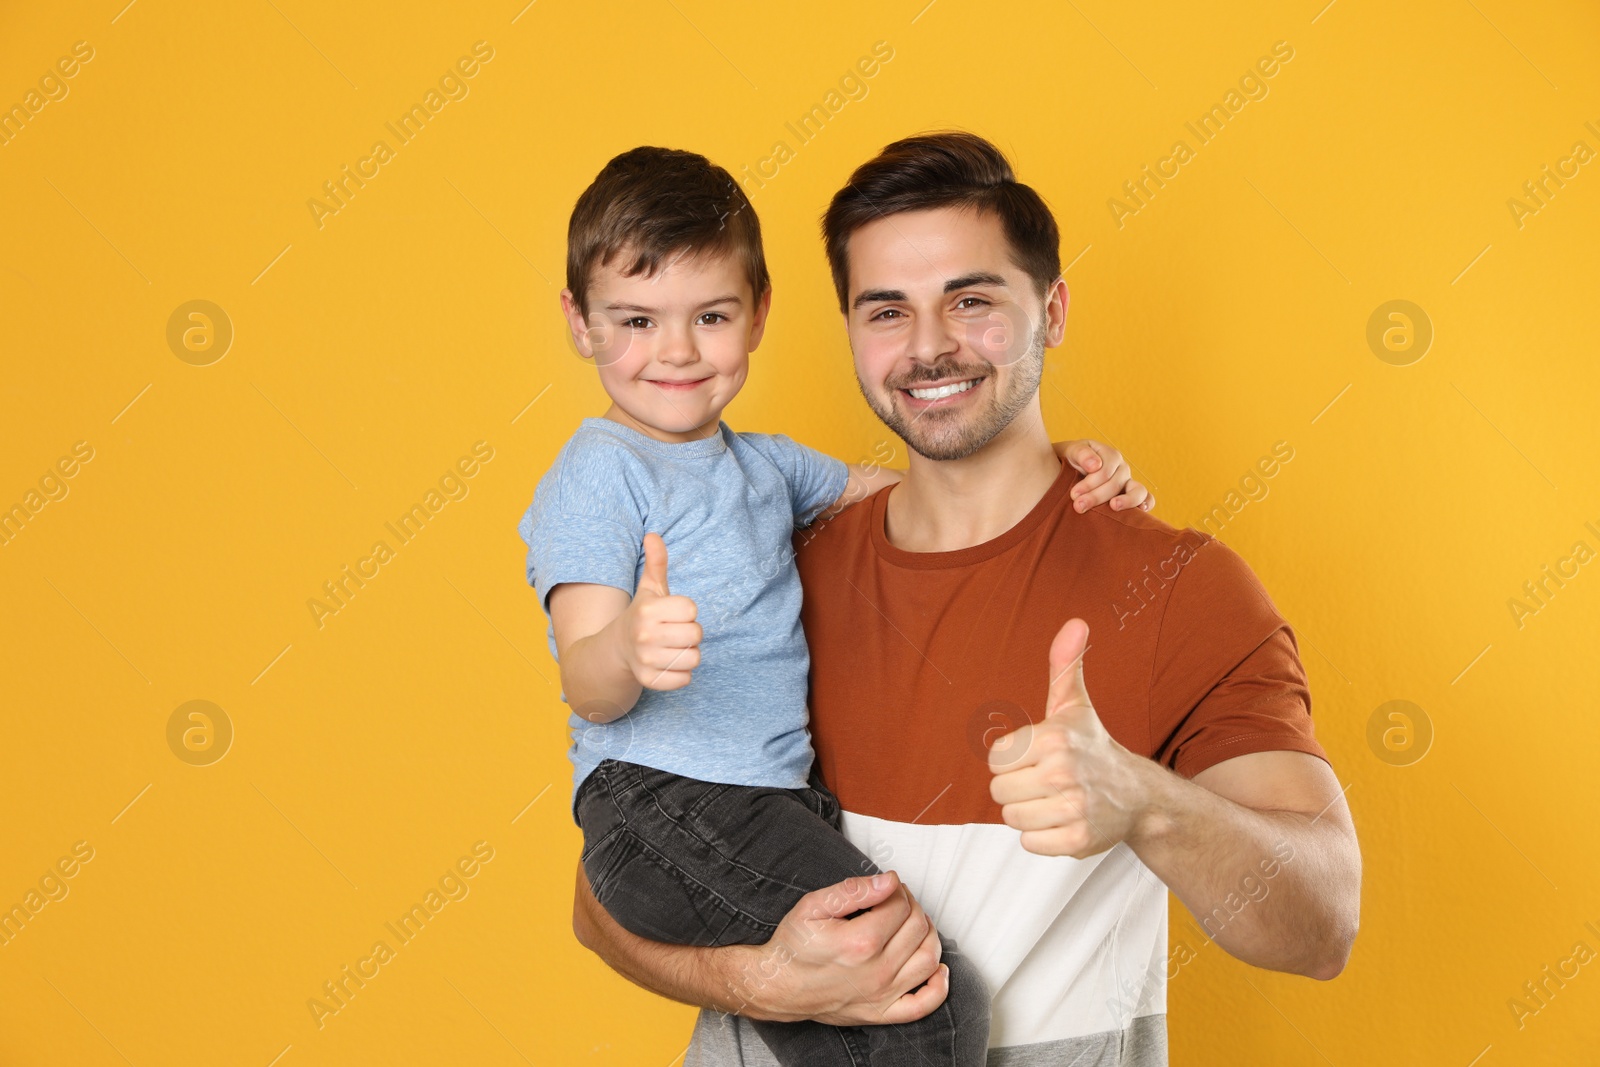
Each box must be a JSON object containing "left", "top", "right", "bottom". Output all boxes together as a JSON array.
[{"left": 2, "top": 1, "right": 1598, "bottom": 1064}]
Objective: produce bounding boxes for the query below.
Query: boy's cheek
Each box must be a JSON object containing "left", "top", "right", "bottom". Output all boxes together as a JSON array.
[
  {"left": 595, "top": 346, "right": 651, "bottom": 393},
  {"left": 589, "top": 324, "right": 642, "bottom": 369},
  {"left": 705, "top": 337, "right": 752, "bottom": 380}
]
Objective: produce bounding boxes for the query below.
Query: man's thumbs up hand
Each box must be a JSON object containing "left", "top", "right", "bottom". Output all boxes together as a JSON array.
[
  {"left": 623, "top": 533, "right": 702, "bottom": 690},
  {"left": 987, "top": 619, "right": 1150, "bottom": 858}
]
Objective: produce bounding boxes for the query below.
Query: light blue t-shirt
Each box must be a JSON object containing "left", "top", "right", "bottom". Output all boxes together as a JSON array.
[{"left": 518, "top": 418, "right": 848, "bottom": 814}]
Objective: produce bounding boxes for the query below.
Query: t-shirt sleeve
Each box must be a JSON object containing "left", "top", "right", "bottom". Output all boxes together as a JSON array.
[
  {"left": 1148, "top": 536, "right": 1329, "bottom": 779},
  {"left": 743, "top": 433, "right": 849, "bottom": 528},
  {"left": 517, "top": 449, "right": 646, "bottom": 612}
]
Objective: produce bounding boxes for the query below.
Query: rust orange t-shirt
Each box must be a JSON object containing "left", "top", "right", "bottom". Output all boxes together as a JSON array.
[
  {"left": 784, "top": 459, "right": 1328, "bottom": 1055},
  {"left": 694, "top": 458, "right": 1334, "bottom": 1061},
  {"left": 796, "top": 458, "right": 1328, "bottom": 827}
]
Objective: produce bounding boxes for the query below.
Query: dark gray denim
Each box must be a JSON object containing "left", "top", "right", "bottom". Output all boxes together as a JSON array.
[{"left": 577, "top": 758, "right": 990, "bottom": 1066}]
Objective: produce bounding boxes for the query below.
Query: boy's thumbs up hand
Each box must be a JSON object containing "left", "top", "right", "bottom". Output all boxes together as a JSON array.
[
  {"left": 624, "top": 533, "right": 702, "bottom": 690},
  {"left": 987, "top": 619, "right": 1151, "bottom": 858}
]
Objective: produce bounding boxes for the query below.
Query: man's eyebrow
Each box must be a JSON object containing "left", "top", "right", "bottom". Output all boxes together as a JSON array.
[
  {"left": 852, "top": 288, "right": 906, "bottom": 310},
  {"left": 943, "top": 271, "right": 1007, "bottom": 292},
  {"left": 850, "top": 274, "right": 1009, "bottom": 310}
]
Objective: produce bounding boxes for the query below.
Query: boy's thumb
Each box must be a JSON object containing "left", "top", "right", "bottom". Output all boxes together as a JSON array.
[{"left": 639, "top": 533, "right": 670, "bottom": 598}]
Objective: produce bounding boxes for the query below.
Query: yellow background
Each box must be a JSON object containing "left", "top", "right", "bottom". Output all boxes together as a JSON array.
[{"left": 2, "top": 0, "right": 1597, "bottom": 1063}]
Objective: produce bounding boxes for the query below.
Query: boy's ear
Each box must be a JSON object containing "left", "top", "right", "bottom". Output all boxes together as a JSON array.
[
  {"left": 747, "top": 286, "right": 774, "bottom": 353},
  {"left": 560, "top": 288, "right": 597, "bottom": 360}
]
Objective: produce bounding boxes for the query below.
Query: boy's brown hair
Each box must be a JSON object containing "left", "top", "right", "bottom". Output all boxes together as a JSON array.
[
  {"left": 566, "top": 146, "right": 768, "bottom": 314},
  {"left": 821, "top": 131, "right": 1061, "bottom": 312}
]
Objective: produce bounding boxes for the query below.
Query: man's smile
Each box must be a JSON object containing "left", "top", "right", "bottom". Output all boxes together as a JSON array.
[{"left": 900, "top": 375, "right": 986, "bottom": 407}]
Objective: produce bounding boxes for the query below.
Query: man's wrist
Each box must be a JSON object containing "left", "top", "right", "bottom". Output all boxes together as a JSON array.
[
  {"left": 1123, "top": 749, "right": 1183, "bottom": 850},
  {"left": 705, "top": 942, "right": 791, "bottom": 1021}
]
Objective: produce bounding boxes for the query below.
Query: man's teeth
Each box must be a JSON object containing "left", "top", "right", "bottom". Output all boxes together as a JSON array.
[{"left": 907, "top": 379, "right": 978, "bottom": 400}]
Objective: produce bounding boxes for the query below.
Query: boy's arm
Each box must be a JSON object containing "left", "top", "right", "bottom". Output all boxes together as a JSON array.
[
  {"left": 815, "top": 461, "right": 903, "bottom": 520},
  {"left": 817, "top": 439, "right": 1155, "bottom": 521},
  {"left": 549, "top": 534, "right": 701, "bottom": 723}
]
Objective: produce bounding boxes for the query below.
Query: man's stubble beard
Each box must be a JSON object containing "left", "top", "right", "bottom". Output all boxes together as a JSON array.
[{"left": 859, "top": 330, "right": 1046, "bottom": 462}]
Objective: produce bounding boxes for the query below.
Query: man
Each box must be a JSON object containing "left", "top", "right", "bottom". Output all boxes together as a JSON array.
[{"left": 573, "top": 131, "right": 1361, "bottom": 1065}]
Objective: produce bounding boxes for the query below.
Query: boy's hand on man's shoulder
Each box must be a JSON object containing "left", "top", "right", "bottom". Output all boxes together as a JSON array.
[
  {"left": 1054, "top": 439, "right": 1155, "bottom": 515},
  {"left": 623, "top": 533, "right": 703, "bottom": 691}
]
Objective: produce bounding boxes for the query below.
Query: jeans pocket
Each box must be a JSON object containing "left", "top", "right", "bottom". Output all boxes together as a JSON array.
[{"left": 680, "top": 782, "right": 734, "bottom": 824}]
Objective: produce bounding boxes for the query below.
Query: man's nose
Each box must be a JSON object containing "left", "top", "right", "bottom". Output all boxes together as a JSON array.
[{"left": 908, "top": 310, "right": 959, "bottom": 366}]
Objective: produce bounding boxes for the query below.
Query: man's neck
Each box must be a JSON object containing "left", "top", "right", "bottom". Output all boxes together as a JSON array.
[{"left": 885, "top": 403, "right": 1064, "bottom": 553}]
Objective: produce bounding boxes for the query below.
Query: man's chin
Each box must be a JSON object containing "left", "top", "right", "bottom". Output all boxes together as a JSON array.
[{"left": 888, "top": 411, "right": 993, "bottom": 462}]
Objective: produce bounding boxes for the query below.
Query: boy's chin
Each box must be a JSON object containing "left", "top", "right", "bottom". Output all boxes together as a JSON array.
[{"left": 613, "top": 400, "right": 719, "bottom": 439}]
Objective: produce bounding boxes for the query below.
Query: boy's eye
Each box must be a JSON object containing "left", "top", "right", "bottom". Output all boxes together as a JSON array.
[
  {"left": 696, "top": 312, "right": 728, "bottom": 325},
  {"left": 622, "top": 317, "right": 653, "bottom": 329}
]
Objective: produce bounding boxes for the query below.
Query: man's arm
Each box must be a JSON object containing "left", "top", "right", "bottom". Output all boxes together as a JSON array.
[
  {"left": 572, "top": 865, "right": 954, "bottom": 1024},
  {"left": 1135, "top": 750, "right": 1359, "bottom": 978},
  {"left": 989, "top": 619, "right": 1360, "bottom": 980}
]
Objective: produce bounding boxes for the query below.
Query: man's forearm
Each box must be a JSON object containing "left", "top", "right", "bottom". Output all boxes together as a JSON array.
[
  {"left": 572, "top": 866, "right": 755, "bottom": 1014},
  {"left": 1126, "top": 761, "right": 1360, "bottom": 979},
  {"left": 572, "top": 864, "right": 949, "bottom": 1026}
]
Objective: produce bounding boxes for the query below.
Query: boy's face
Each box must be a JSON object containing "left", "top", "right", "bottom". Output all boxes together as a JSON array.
[
  {"left": 841, "top": 205, "right": 1067, "bottom": 461},
  {"left": 562, "top": 250, "right": 769, "bottom": 442}
]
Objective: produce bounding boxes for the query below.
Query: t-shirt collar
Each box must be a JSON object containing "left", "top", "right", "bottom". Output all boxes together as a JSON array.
[
  {"left": 582, "top": 417, "right": 729, "bottom": 457},
  {"left": 869, "top": 456, "right": 1081, "bottom": 569}
]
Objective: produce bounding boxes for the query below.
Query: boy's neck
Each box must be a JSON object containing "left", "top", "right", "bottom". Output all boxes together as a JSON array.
[
  {"left": 884, "top": 400, "right": 1063, "bottom": 553},
  {"left": 602, "top": 403, "right": 722, "bottom": 444}
]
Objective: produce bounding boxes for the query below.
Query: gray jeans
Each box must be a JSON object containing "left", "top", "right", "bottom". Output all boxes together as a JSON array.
[{"left": 576, "top": 758, "right": 990, "bottom": 1066}]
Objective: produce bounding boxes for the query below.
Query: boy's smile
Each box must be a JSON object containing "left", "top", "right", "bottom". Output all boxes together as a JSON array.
[{"left": 562, "top": 250, "right": 769, "bottom": 443}]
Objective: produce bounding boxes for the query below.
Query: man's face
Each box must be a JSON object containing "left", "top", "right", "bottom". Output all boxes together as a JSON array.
[
  {"left": 842, "top": 206, "right": 1066, "bottom": 461},
  {"left": 562, "top": 249, "right": 767, "bottom": 442}
]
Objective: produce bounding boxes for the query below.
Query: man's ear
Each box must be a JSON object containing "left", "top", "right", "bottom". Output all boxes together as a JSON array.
[
  {"left": 747, "top": 286, "right": 774, "bottom": 353},
  {"left": 1043, "top": 277, "right": 1069, "bottom": 349},
  {"left": 560, "top": 288, "right": 598, "bottom": 360}
]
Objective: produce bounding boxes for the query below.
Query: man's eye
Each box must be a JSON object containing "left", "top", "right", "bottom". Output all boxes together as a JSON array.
[
  {"left": 871, "top": 308, "right": 904, "bottom": 321},
  {"left": 956, "top": 296, "right": 989, "bottom": 309}
]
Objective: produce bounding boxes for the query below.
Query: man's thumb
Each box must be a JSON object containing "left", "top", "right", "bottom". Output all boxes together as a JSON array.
[
  {"left": 1046, "top": 618, "right": 1092, "bottom": 716},
  {"left": 639, "top": 533, "right": 670, "bottom": 597},
  {"left": 795, "top": 872, "right": 900, "bottom": 921}
]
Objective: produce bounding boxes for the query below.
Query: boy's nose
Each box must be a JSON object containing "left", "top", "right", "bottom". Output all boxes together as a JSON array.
[{"left": 658, "top": 329, "right": 700, "bottom": 366}]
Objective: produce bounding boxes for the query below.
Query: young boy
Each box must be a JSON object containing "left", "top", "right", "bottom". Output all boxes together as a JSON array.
[{"left": 518, "top": 146, "right": 1149, "bottom": 1065}]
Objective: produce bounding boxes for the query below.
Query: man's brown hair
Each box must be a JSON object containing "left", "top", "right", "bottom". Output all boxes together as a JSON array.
[
  {"left": 566, "top": 146, "right": 768, "bottom": 315},
  {"left": 821, "top": 131, "right": 1061, "bottom": 312}
]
